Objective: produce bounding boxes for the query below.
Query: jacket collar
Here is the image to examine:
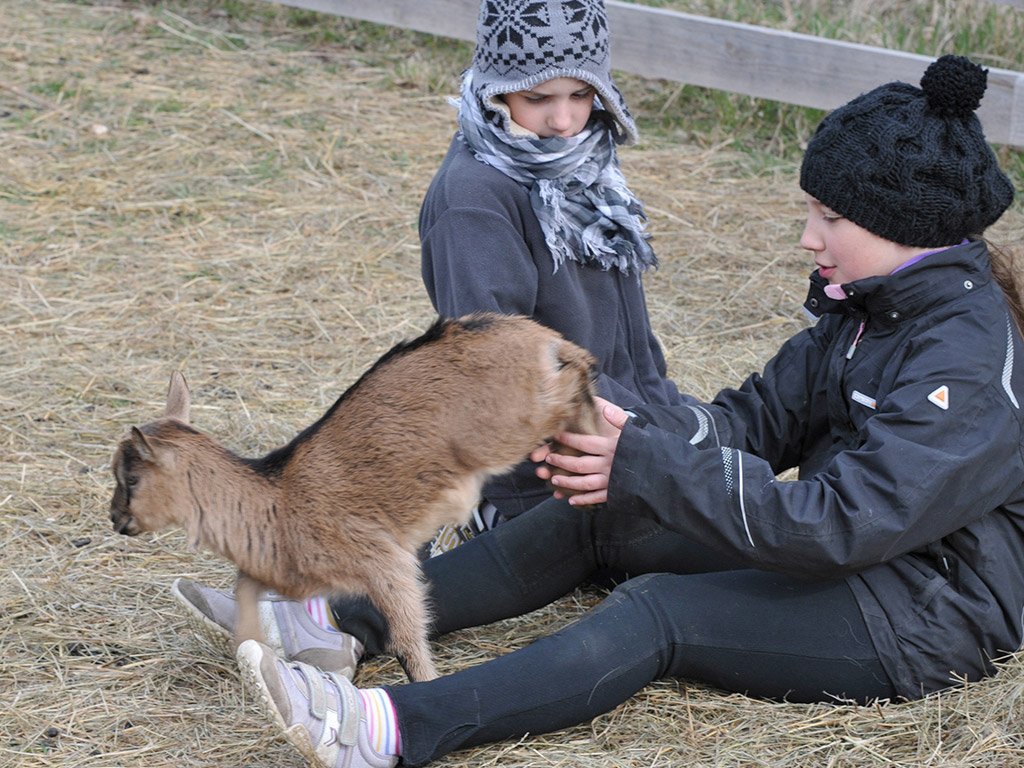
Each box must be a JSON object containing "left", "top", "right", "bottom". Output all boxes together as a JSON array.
[{"left": 803, "top": 239, "right": 991, "bottom": 324}]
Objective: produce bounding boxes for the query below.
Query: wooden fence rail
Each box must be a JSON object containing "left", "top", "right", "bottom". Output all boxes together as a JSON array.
[{"left": 266, "top": 0, "right": 1024, "bottom": 148}]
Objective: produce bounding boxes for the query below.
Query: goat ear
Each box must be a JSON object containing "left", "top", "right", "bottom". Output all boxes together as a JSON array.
[
  {"left": 130, "top": 426, "right": 157, "bottom": 463},
  {"left": 166, "top": 371, "right": 191, "bottom": 423}
]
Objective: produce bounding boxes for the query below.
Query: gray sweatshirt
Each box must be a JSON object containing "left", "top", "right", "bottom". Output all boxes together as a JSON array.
[{"left": 420, "top": 135, "right": 684, "bottom": 516}]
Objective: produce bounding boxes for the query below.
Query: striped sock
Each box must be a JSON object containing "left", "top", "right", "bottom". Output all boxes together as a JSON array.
[
  {"left": 359, "top": 688, "right": 401, "bottom": 756},
  {"left": 304, "top": 597, "right": 341, "bottom": 632}
]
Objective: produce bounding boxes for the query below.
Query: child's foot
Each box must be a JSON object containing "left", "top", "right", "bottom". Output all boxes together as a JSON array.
[
  {"left": 236, "top": 639, "right": 398, "bottom": 768},
  {"left": 171, "top": 577, "right": 363, "bottom": 678}
]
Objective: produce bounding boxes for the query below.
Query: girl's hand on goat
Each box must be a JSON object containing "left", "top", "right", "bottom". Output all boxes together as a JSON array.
[{"left": 531, "top": 398, "right": 630, "bottom": 506}]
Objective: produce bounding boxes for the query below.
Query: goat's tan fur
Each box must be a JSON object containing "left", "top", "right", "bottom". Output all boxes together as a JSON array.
[{"left": 109, "top": 313, "right": 600, "bottom": 681}]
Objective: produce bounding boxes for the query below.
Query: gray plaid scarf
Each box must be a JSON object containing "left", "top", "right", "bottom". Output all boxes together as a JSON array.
[{"left": 454, "top": 72, "right": 656, "bottom": 275}]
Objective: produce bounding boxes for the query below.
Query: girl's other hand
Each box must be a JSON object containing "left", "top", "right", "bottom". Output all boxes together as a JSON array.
[{"left": 530, "top": 398, "right": 630, "bottom": 506}]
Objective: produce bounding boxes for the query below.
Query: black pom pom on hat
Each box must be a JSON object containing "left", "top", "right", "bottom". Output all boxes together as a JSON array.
[
  {"left": 920, "top": 53, "right": 987, "bottom": 117},
  {"left": 800, "top": 54, "right": 1015, "bottom": 248}
]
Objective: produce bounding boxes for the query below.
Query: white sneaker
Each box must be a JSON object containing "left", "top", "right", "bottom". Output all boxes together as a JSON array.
[
  {"left": 172, "top": 578, "right": 363, "bottom": 678},
  {"left": 237, "top": 640, "right": 397, "bottom": 768}
]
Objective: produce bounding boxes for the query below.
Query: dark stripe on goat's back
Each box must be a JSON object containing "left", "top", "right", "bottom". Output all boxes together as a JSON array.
[
  {"left": 248, "top": 315, "right": 493, "bottom": 477},
  {"left": 455, "top": 312, "right": 501, "bottom": 333}
]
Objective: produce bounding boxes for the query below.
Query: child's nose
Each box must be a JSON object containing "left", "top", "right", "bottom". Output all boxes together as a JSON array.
[
  {"left": 549, "top": 102, "right": 573, "bottom": 132},
  {"left": 799, "top": 221, "right": 821, "bottom": 252}
]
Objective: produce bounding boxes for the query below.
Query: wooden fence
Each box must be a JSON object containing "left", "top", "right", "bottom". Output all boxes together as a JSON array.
[{"left": 265, "top": 0, "right": 1024, "bottom": 148}]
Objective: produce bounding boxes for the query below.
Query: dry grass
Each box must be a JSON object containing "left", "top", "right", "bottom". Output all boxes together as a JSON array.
[{"left": 3, "top": 1, "right": 1024, "bottom": 767}]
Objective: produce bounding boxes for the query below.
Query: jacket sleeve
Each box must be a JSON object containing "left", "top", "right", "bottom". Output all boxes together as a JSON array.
[
  {"left": 630, "top": 322, "right": 833, "bottom": 472},
  {"left": 609, "top": 320, "right": 1024, "bottom": 579}
]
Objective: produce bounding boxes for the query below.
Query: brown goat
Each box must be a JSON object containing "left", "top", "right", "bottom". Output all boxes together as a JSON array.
[{"left": 109, "top": 312, "right": 599, "bottom": 681}]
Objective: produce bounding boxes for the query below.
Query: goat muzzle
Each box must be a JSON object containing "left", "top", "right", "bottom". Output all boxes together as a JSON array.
[{"left": 110, "top": 510, "right": 141, "bottom": 536}]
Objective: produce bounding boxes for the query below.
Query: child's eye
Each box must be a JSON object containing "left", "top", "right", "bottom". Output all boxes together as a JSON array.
[
  {"left": 823, "top": 213, "right": 843, "bottom": 223},
  {"left": 572, "top": 89, "right": 595, "bottom": 100}
]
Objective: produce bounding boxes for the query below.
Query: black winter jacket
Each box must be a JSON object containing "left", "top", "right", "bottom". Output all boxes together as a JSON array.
[{"left": 610, "top": 239, "right": 1024, "bottom": 698}]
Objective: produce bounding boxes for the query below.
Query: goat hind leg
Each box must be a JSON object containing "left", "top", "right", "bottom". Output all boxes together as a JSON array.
[{"left": 233, "top": 570, "right": 267, "bottom": 651}]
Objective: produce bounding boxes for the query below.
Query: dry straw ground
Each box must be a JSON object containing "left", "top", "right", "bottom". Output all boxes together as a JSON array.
[{"left": 3, "top": 1, "right": 1024, "bottom": 767}]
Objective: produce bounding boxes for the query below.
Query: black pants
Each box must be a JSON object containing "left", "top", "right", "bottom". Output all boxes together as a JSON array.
[{"left": 331, "top": 497, "right": 895, "bottom": 766}]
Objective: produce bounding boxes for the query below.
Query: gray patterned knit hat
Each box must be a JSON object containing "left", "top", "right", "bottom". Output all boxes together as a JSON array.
[
  {"left": 471, "top": 0, "right": 639, "bottom": 145},
  {"left": 800, "top": 54, "right": 1014, "bottom": 247}
]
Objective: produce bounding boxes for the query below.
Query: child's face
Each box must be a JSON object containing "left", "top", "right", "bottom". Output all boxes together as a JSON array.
[
  {"left": 800, "top": 195, "right": 923, "bottom": 284},
  {"left": 501, "top": 77, "right": 596, "bottom": 138}
]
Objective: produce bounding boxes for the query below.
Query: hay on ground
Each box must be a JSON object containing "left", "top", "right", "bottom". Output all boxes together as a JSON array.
[{"left": 3, "top": 2, "right": 1024, "bottom": 767}]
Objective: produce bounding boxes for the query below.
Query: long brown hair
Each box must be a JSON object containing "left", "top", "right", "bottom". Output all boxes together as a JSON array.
[{"left": 984, "top": 238, "right": 1024, "bottom": 335}]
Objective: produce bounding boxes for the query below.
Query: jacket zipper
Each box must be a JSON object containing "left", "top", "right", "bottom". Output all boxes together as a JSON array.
[{"left": 846, "top": 320, "right": 867, "bottom": 360}]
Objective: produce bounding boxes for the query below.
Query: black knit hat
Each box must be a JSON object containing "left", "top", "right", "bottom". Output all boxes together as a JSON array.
[
  {"left": 471, "top": 0, "right": 638, "bottom": 144},
  {"left": 800, "top": 54, "right": 1015, "bottom": 246}
]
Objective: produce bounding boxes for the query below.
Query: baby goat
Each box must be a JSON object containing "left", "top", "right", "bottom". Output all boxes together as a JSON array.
[{"left": 109, "top": 312, "right": 599, "bottom": 681}]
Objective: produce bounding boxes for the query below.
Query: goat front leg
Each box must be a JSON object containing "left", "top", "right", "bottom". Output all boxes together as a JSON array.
[
  {"left": 361, "top": 548, "right": 437, "bottom": 682},
  {"left": 233, "top": 570, "right": 267, "bottom": 651}
]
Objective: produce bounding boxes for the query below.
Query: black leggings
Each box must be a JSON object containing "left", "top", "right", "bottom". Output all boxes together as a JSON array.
[{"left": 330, "top": 497, "right": 895, "bottom": 766}]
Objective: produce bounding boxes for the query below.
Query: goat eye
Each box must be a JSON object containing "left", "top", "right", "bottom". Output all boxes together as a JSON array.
[{"left": 126, "top": 476, "right": 139, "bottom": 487}]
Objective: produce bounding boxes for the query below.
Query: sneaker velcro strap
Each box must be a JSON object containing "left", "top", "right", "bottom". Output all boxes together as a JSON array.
[
  {"left": 328, "top": 672, "right": 360, "bottom": 747},
  {"left": 301, "top": 666, "right": 327, "bottom": 720}
]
